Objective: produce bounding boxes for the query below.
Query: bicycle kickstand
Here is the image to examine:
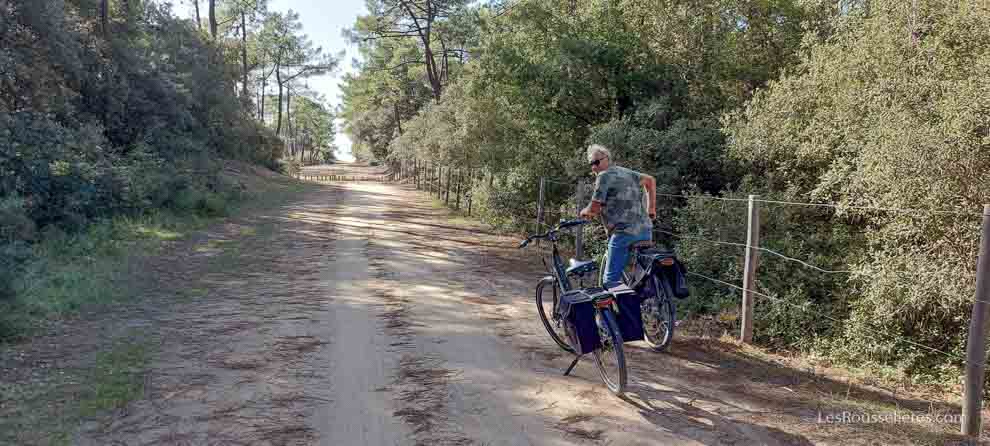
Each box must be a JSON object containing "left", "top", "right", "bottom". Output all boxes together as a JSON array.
[{"left": 563, "top": 354, "right": 582, "bottom": 376}]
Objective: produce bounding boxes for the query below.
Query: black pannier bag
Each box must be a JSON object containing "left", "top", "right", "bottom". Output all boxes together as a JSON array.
[
  {"left": 665, "top": 260, "right": 690, "bottom": 299},
  {"left": 606, "top": 283, "right": 644, "bottom": 342},
  {"left": 556, "top": 288, "right": 605, "bottom": 354},
  {"left": 632, "top": 250, "right": 690, "bottom": 300}
]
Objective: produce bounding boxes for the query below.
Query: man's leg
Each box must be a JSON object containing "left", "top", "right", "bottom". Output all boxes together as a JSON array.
[
  {"left": 604, "top": 230, "right": 652, "bottom": 285},
  {"left": 604, "top": 232, "right": 633, "bottom": 285}
]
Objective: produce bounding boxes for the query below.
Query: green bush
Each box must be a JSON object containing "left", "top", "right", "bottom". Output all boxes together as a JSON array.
[{"left": 722, "top": 1, "right": 990, "bottom": 379}]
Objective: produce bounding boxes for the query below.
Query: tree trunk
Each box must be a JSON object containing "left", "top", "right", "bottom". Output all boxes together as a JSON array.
[
  {"left": 424, "top": 46, "right": 442, "bottom": 102},
  {"left": 455, "top": 169, "right": 462, "bottom": 210},
  {"left": 393, "top": 101, "right": 403, "bottom": 135},
  {"left": 241, "top": 10, "right": 249, "bottom": 98},
  {"left": 209, "top": 0, "right": 218, "bottom": 40},
  {"left": 275, "top": 65, "right": 283, "bottom": 136},
  {"left": 258, "top": 62, "right": 266, "bottom": 119},
  {"left": 445, "top": 166, "right": 452, "bottom": 205},
  {"left": 286, "top": 86, "right": 292, "bottom": 156},
  {"left": 100, "top": 0, "right": 109, "bottom": 35},
  {"left": 121, "top": 0, "right": 130, "bottom": 25},
  {"left": 399, "top": 0, "right": 443, "bottom": 101},
  {"left": 193, "top": 0, "right": 201, "bottom": 30}
]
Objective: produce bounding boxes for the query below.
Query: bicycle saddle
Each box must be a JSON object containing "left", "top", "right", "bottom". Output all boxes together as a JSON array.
[{"left": 566, "top": 258, "right": 597, "bottom": 277}]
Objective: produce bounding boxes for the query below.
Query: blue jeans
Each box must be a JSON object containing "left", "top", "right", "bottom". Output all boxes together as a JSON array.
[{"left": 603, "top": 229, "right": 652, "bottom": 285}]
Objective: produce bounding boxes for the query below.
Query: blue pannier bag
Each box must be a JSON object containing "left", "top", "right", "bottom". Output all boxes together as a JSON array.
[
  {"left": 605, "top": 282, "right": 644, "bottom": 342},
  {"left": 556, "top": 289, "right": 603, "bottom": 354}
]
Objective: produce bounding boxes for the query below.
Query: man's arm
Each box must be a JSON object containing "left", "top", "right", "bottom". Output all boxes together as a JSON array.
[
  {"left": 581, "top": 173, "right": 608, "bottom": 219},
  {"left": 640, "top": 174, "right": 656, "bottom": 219},
  {"left": 580, "top": 200, "right": 602, "bottom": 219}
]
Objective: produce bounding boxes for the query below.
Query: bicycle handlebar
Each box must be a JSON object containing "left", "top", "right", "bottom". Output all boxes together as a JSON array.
[{"left": 517, "top": 219, "right": 590, "bottom": 249}]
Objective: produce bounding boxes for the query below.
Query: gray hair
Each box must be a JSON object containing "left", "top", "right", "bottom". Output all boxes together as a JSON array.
[{"left": 586, "top": 144, "right": 611, "bottom": 162}]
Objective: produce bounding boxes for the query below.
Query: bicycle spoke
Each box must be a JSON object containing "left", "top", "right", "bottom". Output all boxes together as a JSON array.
[
  {"left": 536, "top": 279, "right": 574, "bottom": 354},
  {"left": 593, "top": 309, "right": 626, "bottom": 394}
]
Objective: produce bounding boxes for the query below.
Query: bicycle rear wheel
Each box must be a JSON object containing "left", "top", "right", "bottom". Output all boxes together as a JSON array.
[
  {"left": 642, "top": 276, "right": 675, "bottom": 352},
  {"left": 592, "top": 308, "right": 627, "bottom": 395},
  {"left": 536, "top": 278, "right": 575, "bottom": 354}
]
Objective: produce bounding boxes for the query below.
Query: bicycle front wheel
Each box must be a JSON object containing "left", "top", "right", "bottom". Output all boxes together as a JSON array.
[
  {"left": 592, "top": 308, "right": 627, "bottom": 395},
  {"left": 536, "top": 277, "right": 575, "bottom": 354}
]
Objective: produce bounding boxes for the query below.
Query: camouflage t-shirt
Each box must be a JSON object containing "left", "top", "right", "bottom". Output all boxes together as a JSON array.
[{"left": 591, "top": 166, "right": 652, "bottom": 235}]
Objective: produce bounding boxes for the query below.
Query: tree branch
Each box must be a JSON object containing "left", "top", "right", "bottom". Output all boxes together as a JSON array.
[{"left": 362, "top": 32, "right": 421, "bottom": 41}]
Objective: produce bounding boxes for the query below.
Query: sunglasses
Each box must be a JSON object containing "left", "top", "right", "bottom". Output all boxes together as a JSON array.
[{"left": 589, "top": 157, "right": 606, "bottom": 167}]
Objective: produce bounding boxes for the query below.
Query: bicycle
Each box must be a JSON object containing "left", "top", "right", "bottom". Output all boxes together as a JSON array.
[
  {"left": 598, "top": 239, "right": 682, "bottom": 352},
  {"left": 519, "top": 219, "right": 628, "bottom": 395}
]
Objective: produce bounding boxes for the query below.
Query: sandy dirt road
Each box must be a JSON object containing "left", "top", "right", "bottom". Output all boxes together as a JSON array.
[{"left": 71, "top": 166, "right": 971, "bottom": 445}]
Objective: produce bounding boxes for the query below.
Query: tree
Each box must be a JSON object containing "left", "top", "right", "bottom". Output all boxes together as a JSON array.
[
  {"left": 349, "top": 0, "right": 473, "bottom": 102},
  {"left": 217, "top": 0, "right": 270, "bottom": 98},
  {"left": 287, "top": 93, "right": 336, "bottom": 165},
  {"left": 101, "top": 0, "right": 109, "bottom": 35},
  {"left": 339, "top": 36, "right": 433, "bottom": 162},
  {"left": 209, "top": 0, "right": 218, "bottom": 39},
  {"left": 256, "top": 11, "right": 336, "bottom": 137},
  {"left": 724, "top": 0, "right": 990, "bottom": 378}
]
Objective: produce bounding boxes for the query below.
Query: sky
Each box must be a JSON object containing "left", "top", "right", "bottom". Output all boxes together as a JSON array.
[{"left": 170, "top": 0, "right": 368, "bottom": 161}]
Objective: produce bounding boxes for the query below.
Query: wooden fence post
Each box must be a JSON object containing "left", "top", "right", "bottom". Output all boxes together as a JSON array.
[
  {"left": 574, "top": 181, "right": 585, "bottom": 259},
  {"left": 537, "top": 177, "right": 546, "bottom": 229},
  {"left": 467, "top": 169, "right": 474, "bottom": 216},
  {"left": 740, "top": 195, "right": 761, "bottom": 343},
  {"left": 962, "top": 204, "right": 990, "bottom": 437}
]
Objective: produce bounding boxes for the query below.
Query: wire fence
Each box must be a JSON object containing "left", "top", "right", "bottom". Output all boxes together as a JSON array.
[
  {"left": 381, "top": 167, "right": 990, "bottom": 430},
  {"left": 684, "top": 270, "right": 984, "bottom": 367},
  {"left": 378, "top": 168, "right": 988, "bottom": 374},
  {"left": 533, "top": 175, "right": 990, "bottom": 376},
  {"left": 658, "top": 192, "right": 988, "bottom": 218}
]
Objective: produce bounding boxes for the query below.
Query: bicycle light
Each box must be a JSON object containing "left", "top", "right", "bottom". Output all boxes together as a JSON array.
[{"left": 658, "top": 258, "right": 675, "bottom": 266}]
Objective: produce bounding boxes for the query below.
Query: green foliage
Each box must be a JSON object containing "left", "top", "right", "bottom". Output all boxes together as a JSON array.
[
  {"left": 723, "top": 0, "right": 990, "bottom": 381},
  {"left": 361, "top": 0, "right": 823, "bottom": 226},
  {"left": 341, "top": 0, "right": 990, "bottom": 383},
  {"left": 0, "top": 0, "right": 329, "bottom": 340}
]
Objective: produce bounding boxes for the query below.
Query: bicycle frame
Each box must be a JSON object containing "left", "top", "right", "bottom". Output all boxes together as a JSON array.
[
  {"left": 521, "top": 219, "right": 629, "bottom": 394},
  {"left": 546, "top": 239, "right": 574, "bottom": 294}
]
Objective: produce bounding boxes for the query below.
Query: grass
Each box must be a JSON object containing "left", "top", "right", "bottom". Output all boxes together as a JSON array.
[
  {"left": 78, "top": 340, "right": 150, "bottom": 417},
  {"left": 0, "top": 210, "right": 210, "bottom": 342},
  {"left": 0, "top": 174, "right": 309, "bottom": 343},
  {"left": 0, "top": 336, "right": 152, "bottom": 446},
  {"left": 426, "top": 197, "right": 508, "bottom": 234},
  {"left": 0, "top": 169, "right": 310, "bottom": 444}
]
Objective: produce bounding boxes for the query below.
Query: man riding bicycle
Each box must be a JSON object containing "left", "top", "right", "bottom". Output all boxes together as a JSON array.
[{"left": 578, "top": 144, "right": 657, "bottom": 285}]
